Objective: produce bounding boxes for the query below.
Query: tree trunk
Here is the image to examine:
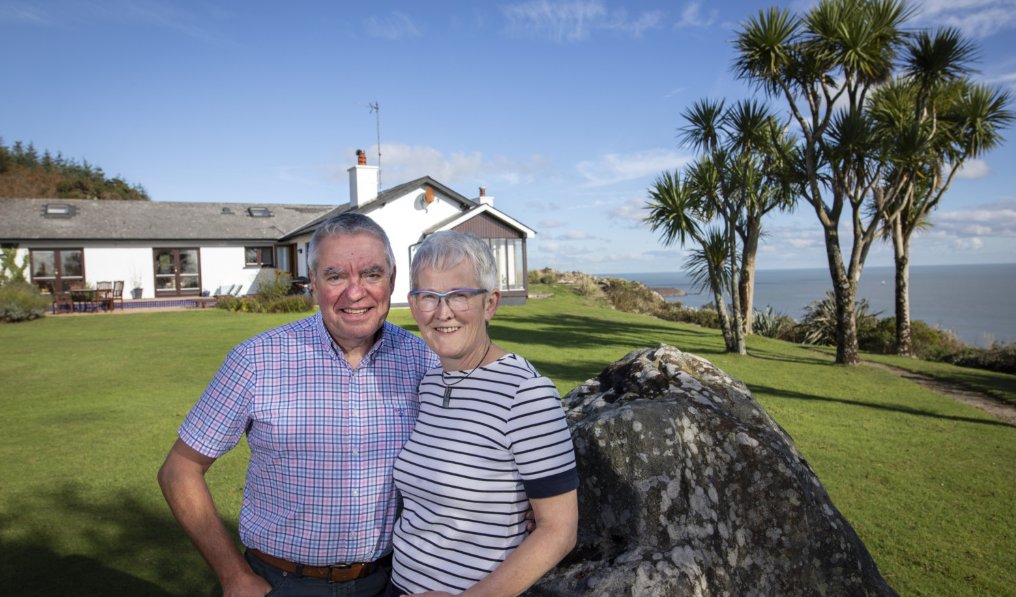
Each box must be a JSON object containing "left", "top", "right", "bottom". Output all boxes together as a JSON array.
[
  {"left": 711, "top": 285, "right": 733, "bottom": 349},
  {"left": 823, "top": 227, "right": 861, "bottom": 365},
  {"left": 727, "top": 221, "right": 746, "bottom": 355},
  {"left": 739, "top": 221, "right": 761, "bottom": 337},
  {"left": 891, "top": 217, "right": 914, "bottom": 357}
]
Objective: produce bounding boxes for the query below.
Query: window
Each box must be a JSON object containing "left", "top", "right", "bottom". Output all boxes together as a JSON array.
[
  {"left": 247, "top": 207, "right": 272, "bottom": 217},
  {"left": 30, "top": 249, "right": 84, "bottom": 294},
  {"left": 245, "top": 246, "right": 275, "bottom": 267},
  {"left": 43, "top": 203, "right": 78, "bottom": 218},
  {"left": 485, "top": 238, "right": 525, "bottom": 291}
]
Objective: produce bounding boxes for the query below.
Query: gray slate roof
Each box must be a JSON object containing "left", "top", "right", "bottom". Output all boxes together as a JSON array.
[{"left": 0, "top": 199, "right": 335, "bottom": 241}]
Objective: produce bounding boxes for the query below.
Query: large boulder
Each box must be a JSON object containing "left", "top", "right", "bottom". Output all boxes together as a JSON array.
[{"left": 530, "top": 345, "right": 896, "bottom": 596}]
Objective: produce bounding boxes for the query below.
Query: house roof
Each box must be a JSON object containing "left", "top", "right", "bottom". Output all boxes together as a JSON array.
[
  {"left": 0, "top": 176, "right": 535, "bottom": 244},
  {"left": 0, "top": 198, "right": 335, "bottom": 242},
  {"left": 281, "top": 176, "right": 479, "bottom": 239},
  {"left": 424, "top": 203, "right": 537, "bottom": 238}
]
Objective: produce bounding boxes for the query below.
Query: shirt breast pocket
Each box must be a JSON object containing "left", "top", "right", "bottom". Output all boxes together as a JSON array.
[{"left": 371, "top": 394, "right": 419, "bottom": 458}]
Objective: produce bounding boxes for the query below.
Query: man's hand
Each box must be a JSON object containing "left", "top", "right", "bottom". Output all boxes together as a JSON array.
[{"left": 222, "top": 569, "right": 273, "bottom": 597}]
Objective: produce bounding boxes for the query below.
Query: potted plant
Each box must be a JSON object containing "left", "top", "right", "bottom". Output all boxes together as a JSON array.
[{"left": 129, "top": 269, "right": 143, "bottom": 299}]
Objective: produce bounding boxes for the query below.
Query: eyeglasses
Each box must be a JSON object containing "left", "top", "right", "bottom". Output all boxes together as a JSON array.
[{"left": 409, "top": 288, "right": 487, "bottom": 312}]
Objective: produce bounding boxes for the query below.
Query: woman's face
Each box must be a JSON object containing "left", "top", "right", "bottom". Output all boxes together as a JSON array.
[{"left": 409, "top": 259, "right": 499, "bottom": 371}]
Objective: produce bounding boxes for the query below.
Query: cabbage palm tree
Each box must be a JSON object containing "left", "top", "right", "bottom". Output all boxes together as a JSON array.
[
  {"left": 871, "top": 28, "right": 1013, "bottom": 355},
  {"left": 733, "top": 0, "right": 912, "bottom": 365},
  {"left": 677, "top": 98, "right": 797, "bottom": 348},
  {"left": 684, "top": 227, "right": 733, "bottom": 342},
  {"left": 645, "top": 169, "right": 735, "bottom": 349}
]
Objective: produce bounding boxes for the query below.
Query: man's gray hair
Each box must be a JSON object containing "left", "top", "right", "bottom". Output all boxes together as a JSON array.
[
  {"left": 410, "top": 231, "right": 497, "bottom": 291},
  {"left": 307, "top": 213, "right": 395, "bottom": 275}
]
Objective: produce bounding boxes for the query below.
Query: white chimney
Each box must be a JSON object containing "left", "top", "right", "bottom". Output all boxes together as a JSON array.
[
  {"left": 478, "top": 185, "right": 494, "bottom": 206},
  {"left": 348, "top": 149, "right": 379, "bottom": 207}
]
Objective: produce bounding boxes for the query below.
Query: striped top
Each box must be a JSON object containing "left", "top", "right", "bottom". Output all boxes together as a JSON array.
[
  {"left": 391, "top": 353, "right": 578, "bottom": 594},
  {"left": 179, "top": 314, "right": 439, "bottom": 565}
]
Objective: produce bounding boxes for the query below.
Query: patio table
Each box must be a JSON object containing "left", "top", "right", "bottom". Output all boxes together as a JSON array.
[{"left": 69, "top": 289, "right": 102, "bottom": 312}]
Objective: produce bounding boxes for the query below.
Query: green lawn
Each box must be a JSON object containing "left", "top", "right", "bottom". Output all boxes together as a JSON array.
[{"left": 1, "top": 285, "right": 1013, "bottom": 596}]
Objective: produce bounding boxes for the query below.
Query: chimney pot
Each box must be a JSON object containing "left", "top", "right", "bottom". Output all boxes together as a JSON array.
[
  {"left": 479, "top": 186, "right": 486, "bottom": 197},
  {"left": 357, "top": 149, "right": 367, "bottom": 165}
]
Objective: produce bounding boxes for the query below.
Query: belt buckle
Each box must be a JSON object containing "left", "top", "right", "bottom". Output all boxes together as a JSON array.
[{"left": 326, "top": 562, "right": 357, "bottom": 583}]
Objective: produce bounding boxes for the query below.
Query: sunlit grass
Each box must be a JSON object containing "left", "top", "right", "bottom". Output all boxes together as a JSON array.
[{"left": 1, "top": 287, "right": 1013, "bottom": 596}]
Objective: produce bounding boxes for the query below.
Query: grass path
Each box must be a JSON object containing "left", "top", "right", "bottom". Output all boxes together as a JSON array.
[{"left": 862, "top": 360, "right": 1016, "bottom": 426}]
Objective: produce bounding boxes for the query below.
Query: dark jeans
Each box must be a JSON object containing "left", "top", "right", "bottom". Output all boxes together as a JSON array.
[{"left": 244, "top": 550, "right": 391, "bottom": 597}]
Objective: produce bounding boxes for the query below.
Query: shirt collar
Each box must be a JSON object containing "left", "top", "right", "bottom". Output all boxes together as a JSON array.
[{"left": 314, "top": 313, "right": 389, "bottom": 366}]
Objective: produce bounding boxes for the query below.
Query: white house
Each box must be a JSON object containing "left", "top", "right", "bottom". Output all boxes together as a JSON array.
[{"left": 0, "top": 151, "right": 535, "bottom": 307}]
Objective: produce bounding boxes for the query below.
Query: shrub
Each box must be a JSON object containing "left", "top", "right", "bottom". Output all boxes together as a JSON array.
[
  {"left": 256, "top": 271, "right": 292, "bottom": 303},
  {"left": 265, "top": 295, "right": 315, "bottom": 313},
  {"left": 798, "top": 291, "right": 879, "bottom": 346},
  {"left": 654, "top": 302, "right": 721, "bottom": 329},
  {"left": 0, "top": 280, "right": 51, "bottom": 323},
  {"left": 753, "top": 306, "right": 797, "bottom": 340},
  {"left": 859, "top": 317, "right": 968, "bottom": 359},
  {"left": 571, "top": 276, "right": 603, "bottom": 298},
  {"left": 602, "top": 279, "right": 662, "bottom": 315},
  {"left": 215, "top": 295, "right": 242, "bottom": 312},
  {"left": 528, "top": 268, "right": 561, "bottom": 285},
  {"left": 943, "top": 343, "right": 1016, "bottom": 375},
  {"left": 216, "top": 284, "right": 315, "bottom": 315}
]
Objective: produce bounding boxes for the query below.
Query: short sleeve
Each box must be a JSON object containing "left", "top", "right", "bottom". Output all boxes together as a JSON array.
[
  {"left": 507, "top": 376, "right": 578, "bottom": 499},
  {"left": 178, "top": 344, "right": 256, "bottom": 458}
]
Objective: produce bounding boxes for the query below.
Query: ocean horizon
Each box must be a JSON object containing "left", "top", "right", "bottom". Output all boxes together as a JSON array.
[{"left": 598, "top": 263, "right": 1016, "bottom": 347}]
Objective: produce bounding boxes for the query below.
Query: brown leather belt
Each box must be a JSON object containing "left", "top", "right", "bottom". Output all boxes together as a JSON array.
[{"left": 248, "top": 548, "right": 391, "bottom": 583}]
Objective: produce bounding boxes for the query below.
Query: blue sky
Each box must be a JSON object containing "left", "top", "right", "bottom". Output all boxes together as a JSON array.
[{"left": 3, "top": 0, "right": 1015, "bottom": 274}]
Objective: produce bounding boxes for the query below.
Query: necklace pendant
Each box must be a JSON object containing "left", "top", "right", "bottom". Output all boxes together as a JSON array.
[{"left": 442, "top": 386, "right": 452, "bottom": 408}]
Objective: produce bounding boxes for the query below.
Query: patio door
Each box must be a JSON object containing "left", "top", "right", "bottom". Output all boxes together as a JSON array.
[{"left": 153, "top": 248, "right": 201, "bottom": 296}]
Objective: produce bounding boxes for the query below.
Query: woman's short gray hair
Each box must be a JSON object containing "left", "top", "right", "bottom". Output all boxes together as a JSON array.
[
  {"left": 307, "top": 213, "right": 395, "bottom": 275},
  {"left": 410, "top": 231, "right": 497, "bottom": 291}
]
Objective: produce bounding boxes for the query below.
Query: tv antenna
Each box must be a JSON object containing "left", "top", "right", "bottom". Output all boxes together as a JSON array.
[{"left": 368, "top": 101, "right": 382, "bottom": 191}]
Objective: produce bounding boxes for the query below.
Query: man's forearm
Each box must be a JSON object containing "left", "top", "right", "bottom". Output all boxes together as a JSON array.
[{"left": 157, "top": 440, "right": 261, "bottom": 592}]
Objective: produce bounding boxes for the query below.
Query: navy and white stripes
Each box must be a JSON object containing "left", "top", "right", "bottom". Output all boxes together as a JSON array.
[{"left": 391, "top": 353, "right": 578, "bottom": 594}]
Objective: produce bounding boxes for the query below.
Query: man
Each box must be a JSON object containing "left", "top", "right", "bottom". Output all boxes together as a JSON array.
[{"left": 158, "top": 213, "right": 438, "bottom": 597}]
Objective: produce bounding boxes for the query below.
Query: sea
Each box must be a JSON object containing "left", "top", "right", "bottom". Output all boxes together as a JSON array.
[{"left": 599, "top": 263, "right": 1016, "bottom": 347}]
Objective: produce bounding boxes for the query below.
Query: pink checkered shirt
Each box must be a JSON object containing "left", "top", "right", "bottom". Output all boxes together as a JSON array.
[{"left": 179, "top": 314, "right": 439, "bottom": 565}]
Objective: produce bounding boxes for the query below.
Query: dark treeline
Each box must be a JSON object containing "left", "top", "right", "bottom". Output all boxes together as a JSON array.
[{"left": 0, "top": 138, "right": 149, "bottom": 200}]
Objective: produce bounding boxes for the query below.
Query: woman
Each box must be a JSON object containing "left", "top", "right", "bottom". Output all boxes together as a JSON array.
[{"left": 389, "top": 231, "right": 578, "bottom": 597}]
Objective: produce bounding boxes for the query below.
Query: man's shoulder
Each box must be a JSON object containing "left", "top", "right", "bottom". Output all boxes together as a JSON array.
[{"left": 237, "top": 313, "right": 321, "bottom": 351}]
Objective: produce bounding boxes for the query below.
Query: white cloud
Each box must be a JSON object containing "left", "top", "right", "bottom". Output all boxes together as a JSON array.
[
  {"left": 539, "top": 218, "right": 564, "bottom": 228},
  {"left": 674, "top": 2, "right": 718, "bottom": 29},
  {"left": 932, "top": 201, "right": 1016, "bottom": 237},
  {"left": 501, "top": 0, "right": 663, "bottom": 42},
  {"left": 0, "top": 2, "right": 49, "bottom": 24},
  {"left": 910, "top": 0, "right": 1016, "bottom": 39},
  {"left": 338, "top": 143, "right": 549, "bottom": 190},
  {"left": 955, "top": 159, "right": 991, "bottom": 179},
  {"left": 364, "top": 11, "right": 421, "bottom": 40},
  {"left": 576, "top": 148, "right": 690, "bottom": 188},
  {"left": 609, "top": 196, "right": 649, "bottom": 227},
  {"left": 952, "top": 237, "right": 985, "bottom": 250},
  {"left": 545, "top": 229, "right": 600, "bottom": 241}
]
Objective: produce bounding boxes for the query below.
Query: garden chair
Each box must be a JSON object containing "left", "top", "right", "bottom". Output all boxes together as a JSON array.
[
  {"left": 51, "top": 288, "right": 74, "bottom": 314},
  {"left": 95, "top": 281, "right": 113, "bottom": 311},
  {"left": 111, "top": 280, "right": 125, "bottom": 310}
]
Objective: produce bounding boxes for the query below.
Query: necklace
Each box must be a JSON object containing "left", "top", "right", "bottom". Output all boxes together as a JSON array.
[{"left": 441, "top": 342, "right": 492, "bottom": 408}]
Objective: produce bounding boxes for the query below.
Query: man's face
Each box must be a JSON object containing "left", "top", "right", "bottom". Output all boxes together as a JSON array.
[{"left": 310, "top": 232, "right": 394, "bottom": 356}]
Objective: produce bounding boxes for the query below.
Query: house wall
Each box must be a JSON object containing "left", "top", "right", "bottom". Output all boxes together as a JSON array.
[
  {"left": 364, "top": 188, "right": 463, "bottom": 305},
  {"left": 200, "top": 246, "right": 276, "bottom": 296},
  {"left": 14, "top": 241, "right": 279, "bottom": 299},
  {"left": 86, "top": 247, "right": 155, "bottom": 298}
]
